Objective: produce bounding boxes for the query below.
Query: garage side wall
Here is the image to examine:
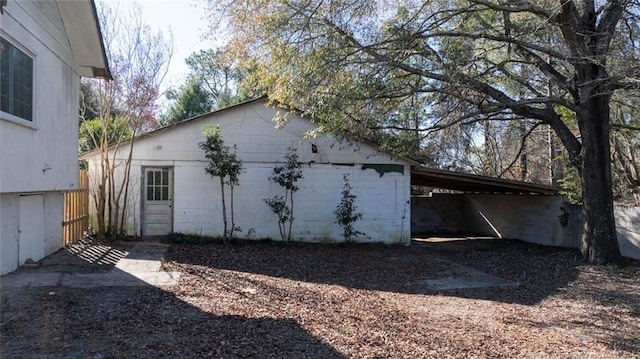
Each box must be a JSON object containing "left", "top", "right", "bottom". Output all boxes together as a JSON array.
[
  {"left": 411, "top": 194, "right": 466, "bottom": 234},
  {"left": 411, "top": 194, "right": 639, "bottom": 259},
  {"left": 411, "top": 194, "right": 570, "bottom": 244},
  {"left": 564, "top": 205, "right": 640, "bottom": 260},
  {"left": 174, "top": 161, "right": 410, "bottom": 243},
  {"left": 87, "top": 160, "right": 410, "bottom": 244},
  {"left": 463, "top": 194, "right": 571, "bottom": 247}
]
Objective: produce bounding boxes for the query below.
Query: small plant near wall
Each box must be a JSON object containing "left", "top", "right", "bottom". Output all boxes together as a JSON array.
[
  {"left": 334, "top": 174, "right": 364, "bottom": 242},
  {"left": 199, "top": 125, "right": 244, "bottom": 243},
  {"left": 264, "top": 148, "right": 304, "bottom": 241}
]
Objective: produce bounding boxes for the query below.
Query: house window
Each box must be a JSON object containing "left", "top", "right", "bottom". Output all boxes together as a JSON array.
[{"left": 1, "top": 37, "right": 34, "bottom": 122}]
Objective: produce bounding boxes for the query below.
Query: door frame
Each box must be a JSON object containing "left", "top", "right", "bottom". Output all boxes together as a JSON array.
[{"left": 141, "top": 166, "right": 174, "bottom": 236}]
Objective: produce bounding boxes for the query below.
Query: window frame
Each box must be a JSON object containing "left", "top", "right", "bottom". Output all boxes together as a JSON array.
[
  {"left": 1, "top": 34, "right": 36, "bottom": 129},
  {"left": 145, "top": 168, "right": 171, "bottom": 202}
]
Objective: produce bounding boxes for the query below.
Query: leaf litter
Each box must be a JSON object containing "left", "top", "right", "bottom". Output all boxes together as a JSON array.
[{"left": 1, "top": 239, "right": 638, "bottom": 358}]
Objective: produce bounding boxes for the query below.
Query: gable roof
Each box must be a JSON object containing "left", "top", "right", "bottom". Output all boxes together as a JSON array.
[
  {"left": 82, "top": 96, "right": 560, "bottom": 195},
  {"left": 81, "top": 96, "right": 317, "bottom": 156},
  {"left": 57, "top": 0, "right": 111, "bottom": 79}
]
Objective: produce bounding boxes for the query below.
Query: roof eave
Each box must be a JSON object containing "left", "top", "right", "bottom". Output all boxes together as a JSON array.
[{"left": 57, "top": 0, "right": 111, "bottom": 80}]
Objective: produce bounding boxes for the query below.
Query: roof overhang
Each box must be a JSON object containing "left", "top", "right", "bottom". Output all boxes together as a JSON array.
[
  {"left": 57, "top": 0, "right": 111, "bottom": 80},
  {"left": 411, "top": 166, "right": 559, "bottom": 195}
]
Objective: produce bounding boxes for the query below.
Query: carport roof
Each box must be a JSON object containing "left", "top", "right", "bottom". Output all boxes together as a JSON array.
[{"left": 411, "top": 167, "right": 559, "bottom": 195}]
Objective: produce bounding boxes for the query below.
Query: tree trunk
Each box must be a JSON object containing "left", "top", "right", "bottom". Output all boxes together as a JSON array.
[
  {"left": 230, "top": 183, "right": 235, "bottom": 239},
  {"left": 220, "top": 177, "right": 228, "bottom": 244},
  {"left": 577, "top": 91, "right": 622, "bottom": 265},
  {"left": 287, "top": 191, "right": 294, "bottom": 241}
]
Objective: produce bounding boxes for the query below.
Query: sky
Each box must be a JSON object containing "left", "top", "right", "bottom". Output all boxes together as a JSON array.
[{"left": 136, "top": 0, "right": 224, "bottom": 92}]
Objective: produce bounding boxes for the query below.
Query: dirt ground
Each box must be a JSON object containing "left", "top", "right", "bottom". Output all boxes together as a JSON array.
[{"left": 1, "top": 238, "right": 639, "bottom": 358}]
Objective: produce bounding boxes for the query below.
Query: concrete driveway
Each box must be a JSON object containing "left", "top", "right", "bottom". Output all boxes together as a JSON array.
[{"left": 0, "top": 241, "right": 180, "bottom": 288}]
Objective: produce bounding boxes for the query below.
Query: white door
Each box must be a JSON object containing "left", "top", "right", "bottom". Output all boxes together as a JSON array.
[
  {"left": 143, "top": 168, "right": 173, "bottom": 236},
  {"left": 19, "top": 194, "right": 45, "bottom": 264}
]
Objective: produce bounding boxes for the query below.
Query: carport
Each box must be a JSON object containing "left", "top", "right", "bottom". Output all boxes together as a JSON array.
[{"left": 410, "top": 167, "right": 570, "bottom": 247}]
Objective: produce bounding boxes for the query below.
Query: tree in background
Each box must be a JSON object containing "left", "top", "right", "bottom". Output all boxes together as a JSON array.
[
  {"left": 161, "top": 48, "right": 253, "bottom": 125},
  {"left": 199, "top": 125, "right": 244, "bottom": 243},
  {"left": 81, "top": 0, "right": 172, "bottom": 238},
  {"left": 211, "top": 0, "right": 640, "bottom": 264},
  {"left": 159, "top": 76, "right": 214, "bottom": 126}
]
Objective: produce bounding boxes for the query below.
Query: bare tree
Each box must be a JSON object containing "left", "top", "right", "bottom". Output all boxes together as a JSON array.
[{"left": 82, "top": 0, "right": 172, "bottom": 238}]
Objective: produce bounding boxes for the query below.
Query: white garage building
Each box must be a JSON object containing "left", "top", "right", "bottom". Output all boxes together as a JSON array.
[{"left": 82, "top": 98, "right": 413, "bottom": 243}]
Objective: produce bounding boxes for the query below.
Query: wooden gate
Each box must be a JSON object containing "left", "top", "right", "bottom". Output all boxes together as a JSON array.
[{"left": 63, "top": 170, "right": 90, "bottom": 245}]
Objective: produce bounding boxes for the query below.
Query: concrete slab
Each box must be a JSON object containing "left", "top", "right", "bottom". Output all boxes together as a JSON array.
[
  {"left": 419, "top": 261, "right": 517, "bottom": 291},
  {"left": 123, "top": 243, "right": 170, "bottom": 260},
  {"left": 127, "top": 271, "right": 181, "bottom": 286},
  {"left": 58, "top": 271, "right": 181, "bottom": 287},
  {"left": 60, "top": 272, "right": 142, "bottom": 288},
  {"left": 115, "top": 258, "right": 162, "bottom": 272},
  {"left": 0, "top": 272, "right": 62, "bottom": 287},
  {"left": 0, "top": 241, "right": 179, "bottom": 288}
]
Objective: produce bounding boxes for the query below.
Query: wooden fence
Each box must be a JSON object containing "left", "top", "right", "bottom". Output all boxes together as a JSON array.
[{"left": 63, "top": 170, "right": 90, "bottom": 245}]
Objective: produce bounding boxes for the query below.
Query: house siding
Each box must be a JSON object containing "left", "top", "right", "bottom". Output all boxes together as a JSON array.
[
  {"left": 1, "top": 0, "right": 79, "bottom": 194},
  {"left": 0, "top": 1, "right": 87, "bottom": 274},
  {"left": 0, "top": 192, "right": 64, "bottom": 275}
]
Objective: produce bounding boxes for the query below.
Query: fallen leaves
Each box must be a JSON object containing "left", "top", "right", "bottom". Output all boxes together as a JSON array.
[{"left": 1, "top": 239, "right": 638, "bottom": 358}]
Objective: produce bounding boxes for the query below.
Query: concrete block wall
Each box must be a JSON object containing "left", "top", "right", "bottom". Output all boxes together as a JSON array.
[
  {"left": 411, "top": 194, "right": 640, "bottom": 260},
  {"left": 463, "top": 194, "right": 570, "bottom": 247},
  {"left": 83, "top": 99, "right": 412, "bottom": 243},
  {"left": 172, "top": 161, "right": 411, "bottom": 244},
  {"left": 98, "top": 160, "right": 411, "bottom": 244},
  {"left": 411, "top": 194, "right": 466, "bottom": 234},
  {"left": 565, "top": 204, "right": 640, "bottom": 260},
  {"left": 615, "top": 207, "right": 640, "bottom": 260}
]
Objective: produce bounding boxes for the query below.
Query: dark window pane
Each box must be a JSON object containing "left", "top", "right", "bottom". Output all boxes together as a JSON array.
[
  {"left": 147, "top": 172, "right": 153, "bottom": 186},
  {"left": 162, "top": 187, "right": 168, "bottom": 201},
  {"left": 0, "top": 37, "right": 33, "bottom": 121},
  {"left": 162, "top": 170, "right": 168, "bottom": 186},
  {"left": 154, "top": 171, "right": 161, "bottom": 186},
  {"left": 154, "top": 187, "right": 161, "bottom": 201},
  {"left": 147, "top": 187, "right": 153, "bottom": 201}
]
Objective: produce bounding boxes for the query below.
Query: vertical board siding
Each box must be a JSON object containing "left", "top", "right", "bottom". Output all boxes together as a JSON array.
[{"left": 63, "top": 170, "right": 89, "bottom": 245}]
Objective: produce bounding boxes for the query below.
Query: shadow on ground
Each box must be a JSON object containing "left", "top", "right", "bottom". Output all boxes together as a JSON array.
[
  {"left": 34, "top": 237, "right": 129, "bottom": 273},
  {"left": 1, "top": 274, "right": 346, "bottom": 358},
  {"left": 164, "top": 237, "right": 583, "bottom": 306},
  {"left": 1, "top": 239, "right": 346, "bottom": 358}
]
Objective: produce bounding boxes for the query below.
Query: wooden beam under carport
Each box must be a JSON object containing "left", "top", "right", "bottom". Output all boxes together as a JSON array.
[{"left": 411, "top": 167, "right": 559, "bottom": 195}]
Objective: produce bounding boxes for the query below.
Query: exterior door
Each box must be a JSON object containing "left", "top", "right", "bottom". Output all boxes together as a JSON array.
[
  {"left": 143, "top": 167, "right": 173, "bottom": 236},
  {"left": 19, "top": 194, "right": 45, "bottom": 264}
]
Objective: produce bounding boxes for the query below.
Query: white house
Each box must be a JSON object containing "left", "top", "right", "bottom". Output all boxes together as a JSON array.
[
  {"left": 82, "top": 98, "right": 413, "bottom": 244},
  {"left": 0, "top": 0, "right": 110, "bottom": 274}
]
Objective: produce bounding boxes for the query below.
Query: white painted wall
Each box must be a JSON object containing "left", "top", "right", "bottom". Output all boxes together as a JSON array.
[
  {"left": 412, "top": 194, "right": 640, "bottom": 259},
  {"left": 614, "top": 207, "right": 640, "bottom": 260},
  {"left": 1, "top": 1, "right": 87, "bottom": 274},
  {"left": 0, "top": 192, "right": 64, "bottom": 275},
  {"left": 84, "top": 99, "right": 412, "bottom": 243},
  {"left": 1, "top": 0, "right": 80, "bottom": 193},
  {"left": 0, "top": 194, "right": 20, "bottom": 275}
]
